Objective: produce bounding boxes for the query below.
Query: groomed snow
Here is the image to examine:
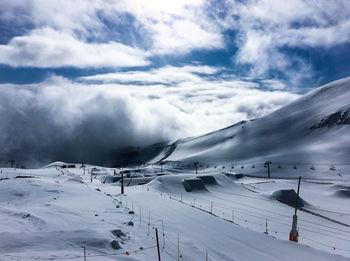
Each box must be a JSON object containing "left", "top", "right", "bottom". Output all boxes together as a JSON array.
[{"left": 1, "top": 165, "right": 349, "bottom": 260}]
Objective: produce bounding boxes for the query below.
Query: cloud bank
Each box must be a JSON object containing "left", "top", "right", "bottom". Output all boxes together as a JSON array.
[
  {"left": 1, "top": 0, "right": 349, "bottom": 166},
  {"left": 0, "top": 67, "right": 299, "bottom": 167}
]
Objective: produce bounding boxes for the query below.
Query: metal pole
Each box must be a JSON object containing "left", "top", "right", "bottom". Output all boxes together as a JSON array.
[
  {"left": 295, "top": 176, "right": 302, "bottom": 215},
  {"left": 290, "top": 176, "right": 301, "bottom": 242},
  {"left": 83, "top": 246, "right": 86, "bottom": 261},
  {"left": 177, "top": 233, "right": 180, "bottom": 261},
  {"left": 90, "top": 170, "right": 92, "bottom": 183},
  {"left": 156, "top": 228, "right": 161, "bottom": 261},
  {"left": 265, "top": 161, "right": 272, "bottom": 178}
]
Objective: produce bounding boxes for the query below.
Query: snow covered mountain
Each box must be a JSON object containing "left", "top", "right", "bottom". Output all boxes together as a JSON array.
[{"left": 154, "top": 77, "right": 350, "bottom": 178}]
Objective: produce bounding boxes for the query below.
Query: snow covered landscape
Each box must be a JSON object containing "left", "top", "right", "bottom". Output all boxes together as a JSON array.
[
  {"left": 1, "top": 1, "right": 350, "bottom": 260},
  {"left": 1, "top": 78, "right": 350, "bottom": 260}
]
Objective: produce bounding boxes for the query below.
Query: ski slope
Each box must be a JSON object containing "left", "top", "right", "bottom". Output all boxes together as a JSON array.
[
  {"left": 1, "top": 165, "right": 350, "bottom": 260},
  {"left": 153, "top": 77, "right": 350, "bottom": 179}
]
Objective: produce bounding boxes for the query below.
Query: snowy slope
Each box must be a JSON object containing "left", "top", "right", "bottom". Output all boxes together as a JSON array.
[
  {"left": 156, "top": 77, "right": 350, "bottom": 179},
  {"left": 1, "top": 166, "right": 350, "bottom": 260}
]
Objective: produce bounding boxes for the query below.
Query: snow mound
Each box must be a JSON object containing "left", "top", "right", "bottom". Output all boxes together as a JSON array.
[
  {"left": 272, "top": 189, "right": 308, "bottom": 207},
  {"left": 334, "top": 189, "right": 350, "bottom": 198},
  {"left": 183, "top": 178, "right": 206, "bottom": 192},
  {"left": 197, "top": 175, "right": 218, "bottom": 184}
]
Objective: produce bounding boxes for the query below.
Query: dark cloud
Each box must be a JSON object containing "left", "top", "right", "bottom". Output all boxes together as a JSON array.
[{"left": 0, "top": 78, "right": 172, "bottom": 167}]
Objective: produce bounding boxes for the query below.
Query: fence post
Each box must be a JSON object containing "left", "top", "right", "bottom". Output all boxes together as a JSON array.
[
  {"left": 147, "top": 211, "right": 151, "bottom": 238},
  {"left": 162, "top": 220, "right": 165, "bottom": 249},
  {"left": 177, "top": 233, "right": 180, "bottom": 261},
  {"left": 140, "top": 207, "right": 142, "bottom": 225}
]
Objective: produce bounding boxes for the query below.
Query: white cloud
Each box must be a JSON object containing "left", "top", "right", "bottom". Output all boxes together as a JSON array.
[
  {"left": 0, "top": 0, "right": 223, "bottom": 67},
  {"left": 218, "top": 0, "right": 350, "bottom": 78},
  {"left": 81, "top": 65, "right": 220, "bottom": 83},
  {"left": 0, "top": 27, "right": 149, "bottom": 68},
  {"left": 80, "top": 65, "right": 300, "bottom": 135}
]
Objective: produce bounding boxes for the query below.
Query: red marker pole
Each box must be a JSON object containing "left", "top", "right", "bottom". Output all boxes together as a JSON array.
[{"left": 289, "top": 176, "right": 301, "bottom": 242}]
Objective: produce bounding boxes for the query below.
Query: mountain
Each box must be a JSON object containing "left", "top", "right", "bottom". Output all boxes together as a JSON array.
[{"left": 152, "top": 77, "right": 350, "bottom": 178}]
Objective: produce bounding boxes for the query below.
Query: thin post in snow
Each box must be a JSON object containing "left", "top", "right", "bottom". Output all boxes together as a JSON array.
[
  {"left": 265, "top": 219, "right": 268, "bottom": 234},
  {"left": 205, "top": 251, "right": 208, "bottom": 261},
  {"left": 155, "top": 228, "right": 161, "bottom": 261},
  {"left": 177, "top": 233, "right": 180, "bottom": 261},
  {"left": 121, "top": 172, "right": 124, "bottom": 195},
  {"left": 147, "top": 211, "right": 151, "bottom": 238},
  {"left": 210, "top": 202, "right": 213, "bottom": 214},
  {"left": 139, "top": 207, "right": 142, "bottom": 225},
  {"left": 289, "top": 176, "right": 301, "bottom": 242},
  {"left": 83, "top": 246, "right": 86, "bottom": 261},
  {"left": 161, "top": 220, "right": 165, "bottom": 249}
]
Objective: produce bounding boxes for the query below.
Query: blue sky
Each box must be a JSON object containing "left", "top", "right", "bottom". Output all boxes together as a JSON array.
[{"left": 0, "top": 0, "right": 349, "bottom": 165}]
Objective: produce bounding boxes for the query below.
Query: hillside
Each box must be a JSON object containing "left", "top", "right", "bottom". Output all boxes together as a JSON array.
[{"left": 154, "top": 77, "right": 350, "bottom": 179}]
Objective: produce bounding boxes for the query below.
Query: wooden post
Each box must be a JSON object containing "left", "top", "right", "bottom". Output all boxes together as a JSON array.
[
  {"left": 121, "top": 172, "right": 124, "bottom": 195},
  {"left": 155, "top": 228, "right": 161, "bottom": 261}
]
